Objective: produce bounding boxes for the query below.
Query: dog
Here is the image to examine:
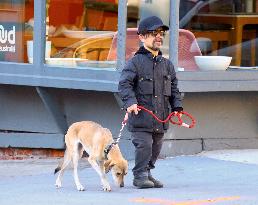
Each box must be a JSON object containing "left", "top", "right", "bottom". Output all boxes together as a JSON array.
[{"left": 54, "top": 121, "right": 128, "bottom": 191}]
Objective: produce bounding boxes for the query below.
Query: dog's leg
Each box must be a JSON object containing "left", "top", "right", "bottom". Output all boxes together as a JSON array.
[
  {"left": 88, "top": 156, "right": 111, "bottom": 191},
  {"left": 99, "top": 160, "right": 112, "bottom": 191},
  {"left": 72, "top": 143, "right": 85, "bottom": 191},
  {"left": 55, "top": 150, "right": 72, "bottom": 189}
]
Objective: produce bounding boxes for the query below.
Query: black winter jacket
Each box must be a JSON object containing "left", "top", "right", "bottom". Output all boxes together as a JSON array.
[{"left": 118, "top": 46, "right": 183, "bottom": 133}]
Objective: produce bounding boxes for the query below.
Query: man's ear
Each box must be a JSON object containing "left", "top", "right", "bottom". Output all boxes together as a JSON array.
[
  {"left": 104, "top": 159, "right": 115, "bottom": 174},
  {"left": 139, "top": 34, "right": 145, "bottom": 43}
]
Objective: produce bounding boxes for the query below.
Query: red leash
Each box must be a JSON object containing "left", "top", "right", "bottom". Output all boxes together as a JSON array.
[
  {"left": 123, "top": 105, "right": 196, "bottom": 128},
  {"left": 117, "top": 106, "right": 195, "bottom": 142}
]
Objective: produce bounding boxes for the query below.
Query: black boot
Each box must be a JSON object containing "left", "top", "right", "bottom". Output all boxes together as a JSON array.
[
  {"left": 148, "top": 171, "right": 163, "bottom": 188},
  {"left": 133, "top": 177, "right": 154, "bottom": 189}
]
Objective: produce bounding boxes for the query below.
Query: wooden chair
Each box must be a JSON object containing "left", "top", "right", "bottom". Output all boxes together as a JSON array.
[
  {"left": 178, "top": 29, "right": 202, "bottom": 71},
  {"left": 103, "top": 17, "right": 118, "bottom": 31},
  {"left": 192, "top": 30, "right": 231, "bottom": 55},
  {"left": 242, "top": 30, "right": 256, "bottom": 66},
  {"left": 73, "top": 37, "right": 113, "bottom": 61},
  {"left": 107, "top": 28, "right": 140, "bottom": 61},
  {"left": 78, "top": 8, "right": 104, "bottom": 30}
]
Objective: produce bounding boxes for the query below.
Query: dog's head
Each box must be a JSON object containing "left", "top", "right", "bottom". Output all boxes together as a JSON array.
[{"left": 104, "top": 158, "right": 128, "bottom": 187}]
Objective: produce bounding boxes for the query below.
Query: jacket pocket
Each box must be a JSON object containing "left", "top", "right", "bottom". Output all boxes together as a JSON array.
[
  {"left": 163, "top": 75, "right": 171, "bottom": 96},
  {"left": 129, "top": 111, "right": 153, "bottom": 129},
  {"left": 138, "top": 75, "right": 153, "bottom": 95}
]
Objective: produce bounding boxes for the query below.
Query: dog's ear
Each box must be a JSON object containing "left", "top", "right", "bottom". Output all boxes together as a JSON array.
[{"left": 104, "top": 159, "right": 115, "bottom": 173}]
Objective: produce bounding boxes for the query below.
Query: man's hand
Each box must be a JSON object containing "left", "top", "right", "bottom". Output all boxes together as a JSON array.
[
  {"left": 174, "top": 111, "right": 182, "bottom": 118},
  {"left": 127, "top": 104, "right": 141, "bottom": 115}
]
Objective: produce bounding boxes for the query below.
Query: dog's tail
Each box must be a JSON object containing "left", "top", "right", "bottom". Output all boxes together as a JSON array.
[
  {"left": 54, "top": 153, "right": 64, "bottom": 174},
  {"left": 54, "top": 147, "right": 67, "bottom": 175},
  {"left": 54, "top": 165, "right": 61, "bottom": 174},
  {"left": 54, "top": 143, "right": 85, "bottom": 175}
]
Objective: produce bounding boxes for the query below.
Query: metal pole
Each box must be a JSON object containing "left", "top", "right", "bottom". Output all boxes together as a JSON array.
[
  {"left": 117, "top": 0, "right": 127, "bottom": 71},
  {"left": 169, "top": 0, "right": 180, "bottom": 70},
  {"left": 33, "top": 0, "right": 46, "bottom": 69}
]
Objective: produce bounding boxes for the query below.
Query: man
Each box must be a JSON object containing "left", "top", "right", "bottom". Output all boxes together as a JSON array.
[{"left": 118, "top": 16, "right": 183, "bottom": 189}]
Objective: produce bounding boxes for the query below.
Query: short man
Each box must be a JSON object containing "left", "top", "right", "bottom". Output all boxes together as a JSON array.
[{"left": 118, "top": 16, "right": 183, "bottom": 189}]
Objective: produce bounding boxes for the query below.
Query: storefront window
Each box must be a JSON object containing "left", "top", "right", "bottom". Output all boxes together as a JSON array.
[
  {"left": 44, "top": 0, "right": 118, "bottom": 68},
  {"left": 0, "top": 0, "right": 34, "bottom": 63},
  {"left": 179, "top": 0, "right": 258, "bottom": 71},
  {"left": 127, "top": 0, "right": 258, "bottom": 72}
]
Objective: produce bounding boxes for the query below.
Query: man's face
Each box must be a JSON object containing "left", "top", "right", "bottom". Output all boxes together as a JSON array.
[{"left": 139, "top": 28, "right": 166, "bottom": 51}]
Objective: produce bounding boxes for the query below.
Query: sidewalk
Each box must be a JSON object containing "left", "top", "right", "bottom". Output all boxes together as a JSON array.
[
  {"left": 198, "top": 149, "right": 258, "bottom": 165},
  {"left": 1, "top": 149, "right": 258, "bottom": 205}
]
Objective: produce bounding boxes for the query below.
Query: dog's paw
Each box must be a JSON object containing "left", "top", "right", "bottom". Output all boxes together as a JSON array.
[
  {"left": 103, "top": 184, "right": 111, "bottom": 192},
  {"left": 76, "top": 184, "right": 85, "bottom": 191},
  {"left": 55, "top": 181, "right": 62, "bottom": 189}
]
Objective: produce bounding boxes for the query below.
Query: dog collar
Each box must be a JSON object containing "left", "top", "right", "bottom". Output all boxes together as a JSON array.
[{"left": 104, "top": 142, "right": 117, "bottom": 159}]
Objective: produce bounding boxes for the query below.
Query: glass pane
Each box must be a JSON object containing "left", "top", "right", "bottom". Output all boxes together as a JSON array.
[
  {"left": 0, "top": 0, "right": 34, "bottom": 63},
  {"left": 45, "top": 0, "right": 118, "bottom": 69},
  {"left": 179, "top": 0, "right": 258, "bottom": 71},
  {"left": 126, "top": 0, "right": 170, "bottom": 60}
]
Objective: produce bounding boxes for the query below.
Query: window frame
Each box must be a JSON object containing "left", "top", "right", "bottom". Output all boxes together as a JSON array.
[{"left": 0, "top": 0, "right": 257, "bottom": 92}]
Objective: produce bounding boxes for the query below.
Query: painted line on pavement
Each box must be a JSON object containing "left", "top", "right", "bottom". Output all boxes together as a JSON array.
[{"left": 130, "top": 196, "right": 241, "bottom": 205}]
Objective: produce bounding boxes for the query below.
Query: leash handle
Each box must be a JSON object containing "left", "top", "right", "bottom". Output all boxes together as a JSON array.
[{"left": 179, "top": 111, "right": 196, "bottom": 128}]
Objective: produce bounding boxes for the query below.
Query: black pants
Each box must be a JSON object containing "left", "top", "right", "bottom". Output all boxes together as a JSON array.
[{"left": 131, "top": 131, "right": 164, "bottom": 179}]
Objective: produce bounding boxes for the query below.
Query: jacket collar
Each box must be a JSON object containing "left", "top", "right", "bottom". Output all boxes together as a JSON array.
[{"left": 135, "top": 46, "right": 163, "bottom": 61}]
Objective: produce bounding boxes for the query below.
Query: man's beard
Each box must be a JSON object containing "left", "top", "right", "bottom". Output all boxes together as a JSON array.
[{"left": 150, "top": 39, "right": 163, "bottom": 51}]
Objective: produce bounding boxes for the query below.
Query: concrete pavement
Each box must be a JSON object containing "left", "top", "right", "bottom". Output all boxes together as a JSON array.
[{"left": 1, "top": 150, "right": 258, "bottom": 205}]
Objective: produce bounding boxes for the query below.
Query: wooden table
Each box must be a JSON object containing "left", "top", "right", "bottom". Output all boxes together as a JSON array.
[
  {"left": 24, "top": 34, "right": 114, "bottom": 61},
  {"left": 25, "top": 35, "right": 82, "bottom": 48},
  {"left": 193, "top": 13, "right": 258, "bottom": 66},
  {"left": 24, "top": 35, "right": 83, "bottom": 61}
]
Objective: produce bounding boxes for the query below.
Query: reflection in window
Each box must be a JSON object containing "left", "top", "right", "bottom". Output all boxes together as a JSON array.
[
  {"left": 0, "top": 0, "right": 34, "bottom": 63},
  {"left": 179, "top": 0, "right": 258, "bottom": 71},
  {"left": 44, "top": 0, "right": 118, "bottom": 69}
]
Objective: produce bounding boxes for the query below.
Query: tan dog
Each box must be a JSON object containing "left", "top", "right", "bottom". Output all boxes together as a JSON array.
[{"left": 54, "top": 121, "right": 128, "bottom": 191}]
